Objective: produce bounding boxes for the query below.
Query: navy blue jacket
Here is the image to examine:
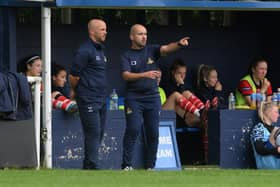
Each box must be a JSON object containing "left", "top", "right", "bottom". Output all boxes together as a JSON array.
[
  {"left": 195, "top": 84, "right": 227, "bottom": 109},
  {"left": 121, "top": 45, "right": 161, "bottom": 99},
  {"left": 71, "top": 38, "right": 107, "bottom": 103},
  {"left": 0, "top": 72, "right": 32, "bottom": 120}
]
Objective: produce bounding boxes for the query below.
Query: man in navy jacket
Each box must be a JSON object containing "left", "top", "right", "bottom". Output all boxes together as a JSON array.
[
  {"left": 69, "top": 19, "right": 108, "bottom": 170},
  {"left": 121, "top": 24, "right": 189, "bottom": 170}
]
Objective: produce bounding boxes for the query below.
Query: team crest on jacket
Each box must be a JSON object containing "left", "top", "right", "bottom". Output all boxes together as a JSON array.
[
  {"left": 96, "top": 56, "right": 101, "bottom": 61},
  {"left": 147, "top": 58, "right": 154, "bottom": 64},
  {"left": 130, "top": 61, "right": 137, "bottom": 66},
  {"left": 126, "top": 107, "right": 132, "bottom": 114}
]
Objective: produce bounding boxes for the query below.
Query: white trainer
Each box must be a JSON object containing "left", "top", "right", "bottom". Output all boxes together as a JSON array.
[{"left": 123, "top": 166, "right": 133, "bottom": 171}]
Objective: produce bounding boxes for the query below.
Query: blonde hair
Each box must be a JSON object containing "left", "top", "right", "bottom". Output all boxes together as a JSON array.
[
  {"left": 258, "top": 102, "right": 277, "bottom": 123},
  {"left": 197, "top": 64, "right": 216, "bottom": 87}
]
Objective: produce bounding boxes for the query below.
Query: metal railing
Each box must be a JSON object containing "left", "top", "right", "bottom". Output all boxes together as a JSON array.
[{"left": 27, "top": 76, "right": 41, "bottom": 170}]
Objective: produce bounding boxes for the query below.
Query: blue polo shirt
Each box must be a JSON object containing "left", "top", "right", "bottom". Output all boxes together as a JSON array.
[
  {"left": 121, "top": 44, "right": 161, "bottom": 99},
  {"left": 71, "top": 38, "right": 107, "bottom": 102}
]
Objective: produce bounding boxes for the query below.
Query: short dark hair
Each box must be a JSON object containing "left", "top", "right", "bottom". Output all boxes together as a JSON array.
[
  {"left": 52, "top": 64, "right": 67, "bottom": 77},
  {"left": 17, "top": 54, "right": 41, "bottom": 74},
  {"left": 170, "top": 58, "right": 186, "bottom": 73},
  {"left": 248, "top": 57, "right": 268, "bottom": 75}
]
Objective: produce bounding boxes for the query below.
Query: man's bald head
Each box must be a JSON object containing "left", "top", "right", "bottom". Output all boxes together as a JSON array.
[
  {"left": 88, "top": 19, "right": 105, "bottom": 31},
  {"left": 87, "top": 19, "right": 107, "bottom": 43},
  {"left": 130, "top": 24, "right": 146, "bottom": 36},
  {"left": 129, "top": 24, "right": 147, "bottom": 49}
]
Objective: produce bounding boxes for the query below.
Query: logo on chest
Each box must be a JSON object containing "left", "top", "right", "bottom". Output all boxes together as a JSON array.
[
  {"left": 147, "top": 58, "right": 154, "bottom": 64},
  {"left": 96, "top": 55, "right": 107, "bottom": 63},
  {"left": 130, "top": 61, "right": 137, "bottom": 66},
  {"left": 96, "top": 56, "right": 101, "bottom": 61}
]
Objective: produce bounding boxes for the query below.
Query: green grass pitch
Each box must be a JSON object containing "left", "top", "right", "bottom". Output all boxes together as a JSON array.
[{"left": 0, "top": 168, "right": 279, "bottom": 187}]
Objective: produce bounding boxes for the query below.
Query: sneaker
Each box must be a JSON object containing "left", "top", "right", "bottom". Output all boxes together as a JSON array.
[
  {"left": 65, "top": 101, "right": 78, "bottom": 113},
  {"left": 193, "top": 109, "right": 200, "bottom": 118},
  {"left": 123, "top": 166, "right": 133, "bottom": 171},
  {"left": 146, "top": 168, "right": 155, "bottom": 171}
]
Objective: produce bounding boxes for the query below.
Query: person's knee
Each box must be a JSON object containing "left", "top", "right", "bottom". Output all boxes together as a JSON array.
[
  {"left": 126, "top": 126, "right": 140, "bottom": 137},
  {"left": 182, "top": 90, "right": 192, "bottom": 98},
  {"left": 171, "top": 91, "right": 181, "bottom": 98}
]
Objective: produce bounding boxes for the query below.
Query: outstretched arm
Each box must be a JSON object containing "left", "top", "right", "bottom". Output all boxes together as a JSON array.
[{"left": 160, "top": 37, "right": 190, "bottom": 56}]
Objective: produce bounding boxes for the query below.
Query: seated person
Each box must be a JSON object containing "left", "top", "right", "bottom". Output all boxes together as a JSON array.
[
  {"left": 251, "top": 102, "right": 280, "bottom": 169},
  {"left": 196, "top": 64, "right": 226, "bottom": 109},
  {"left": 18, "top": 55, "right": 42, "bottom": 77},
  {"left": 236, "top": 57, "right": 272, "bottom": 108},
  {"left": 160, "top": 59, "right": 210, "bottom": 164},
  {"left": 52, "top": 64, "right": 77, "bottom": 113},
  {"left": 160, "top": 58, "right": 209, "bottom": 128},
  {"left": 159, "top": 86, "right": 202, "bottom": 128},
  {"left": 17, "top": 54, "right": 43, "bottom": 96},
  {"left": 18, "top": 56, "right": 77, "bottom": 113}
]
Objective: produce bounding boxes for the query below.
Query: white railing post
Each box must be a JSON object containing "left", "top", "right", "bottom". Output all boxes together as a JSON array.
[
  {"left": 27, "top": 76, "right": 42, "bottom": 170},
  {"left": 42, "top": 5, "right": 52, "bottom": 168}
]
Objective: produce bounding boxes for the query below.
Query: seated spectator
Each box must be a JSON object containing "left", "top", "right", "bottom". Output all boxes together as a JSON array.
[
  {"left": 236, "top": 57, "right": 272, "bottom": 108},
  {"left": 17, "top": 54, "right": 43, "bottom": 95},
  {"left": 159, "top": 86, "right": 201, "bottom": 128},
  {"left": 195, "top": 64, "right": 228, "bottom": 163},
  {"left": 52, "top": 64, "right": 77, "bottom": 113},
  {"left": 196, "top": 64, "right": 226, "bottom": 109},
  {"left": 160, "top": 58, "right": 209, "bottom": 128},
  {"left": 160, "top": 59, "right": 210, "bottom": 164},
  {"left": 18, "top": 55, "right": 77, "bottom": 113},
  {"left": 251, "top": 102, "right": 280, "bottom": 169},
  {"left": 18, "top": 54, "right": 42, "bottom": 77}
]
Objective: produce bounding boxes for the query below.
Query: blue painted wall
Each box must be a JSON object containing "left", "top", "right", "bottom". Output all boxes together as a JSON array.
[{"left": 0, "top": 8, "right": 17, "bottom": 72}]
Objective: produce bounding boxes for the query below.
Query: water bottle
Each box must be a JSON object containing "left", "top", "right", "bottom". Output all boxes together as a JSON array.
[
  {"left": 261, "top": 92, "right": 266, "bottom": 102},
  {"left": 250, "top": 92, "right": 256, "bottom": 110},
  {"left": 109, "top": 89, "right": 118, "bottom": 110},
  {"left": 277, "top": 88, "right": 280, "bottom": 108},
  {"left": 272, "top": 92, "right": 278, "bottom": 105},
  {"left": 256, "top": 89, "right": 262, "bottom": 109},
  {"left": 228, "top": 92, "right": 235, "bottom": 110}
]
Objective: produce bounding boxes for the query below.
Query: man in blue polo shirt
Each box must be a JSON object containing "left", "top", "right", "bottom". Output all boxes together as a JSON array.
[
  {"left": 69, "top": 19, "right": 107, "bottom": 169},
  {"left": 121, "top": 24, "right": 189, "bottom": 170}
]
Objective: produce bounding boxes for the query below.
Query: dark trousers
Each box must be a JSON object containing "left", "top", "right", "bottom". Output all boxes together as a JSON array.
[
  {"left": 122, "top": 97, "right": 161, "bottom": 169},
  {"left": 76, "top": 97, "right": 106, "bottom": 169}
]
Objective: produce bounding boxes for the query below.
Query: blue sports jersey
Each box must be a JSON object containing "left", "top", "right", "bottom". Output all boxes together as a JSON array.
[
  {"left": 71, "top": 38, "right": 107, "bottom": 102},
  {"left": 121, "top": 44, "right": 161, "bottom": 99},
  {"left": 251, "top": 122, "right": 272, "bottom": 145},
  {"left": 251, "top": 122, "right": 277, "bottom": 154}
]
